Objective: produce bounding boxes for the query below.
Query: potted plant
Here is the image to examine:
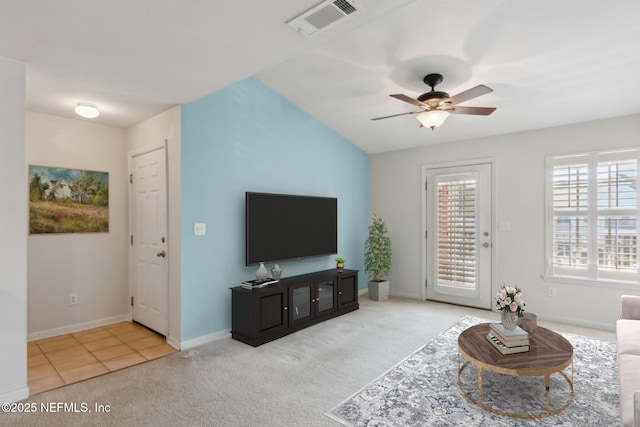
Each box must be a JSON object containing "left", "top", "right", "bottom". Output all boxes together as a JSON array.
[
  {"left": 364, "top": 214, "right": 392, "bottom": 301},
  {"left": 335, "top": 257, "right": 345, "bottom": 272}
]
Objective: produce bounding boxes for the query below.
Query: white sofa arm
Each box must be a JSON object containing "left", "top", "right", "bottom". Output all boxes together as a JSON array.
[{"left": 621, "top": 295, "right": 640, "bottom": 321}]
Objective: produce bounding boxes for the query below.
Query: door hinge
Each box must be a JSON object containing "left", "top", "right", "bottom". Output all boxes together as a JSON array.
[
  {"left": 130, "top": 235, "right": 133, "bottom": 246},
  {"left": 425, "top": 230, "right": 428, "bottom": 239},
  {"left": 425, "top": 180, "right": 428, "bottom": 190},
  {"left": 129, "top": 173, "right": 133, "bottom": 184},
  {"left": 425, "top": 279, "right": 428, "bottom": 288},
  {"left": 130, "top": 296, "right": 134, "bottom": 306}
]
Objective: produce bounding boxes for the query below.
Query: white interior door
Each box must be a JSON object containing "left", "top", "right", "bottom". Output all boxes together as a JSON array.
[
  {"left": 424, "top": 162, "right": 493, "bottom": 309},
  {"left": 130, "top": 146, "right": 168, "bottom": 335}
]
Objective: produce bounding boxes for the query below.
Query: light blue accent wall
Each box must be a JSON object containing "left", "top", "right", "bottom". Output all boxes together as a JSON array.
[{"left": 180, "top": 77, "right": 369, "bottom": 341}]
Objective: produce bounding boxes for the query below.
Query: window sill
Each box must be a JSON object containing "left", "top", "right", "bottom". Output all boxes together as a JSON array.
[{"left": 542, "top": 274, "right": 639, "bottom": 290}]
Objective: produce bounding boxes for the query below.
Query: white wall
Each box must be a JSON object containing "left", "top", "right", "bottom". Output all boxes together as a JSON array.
[
  {"left": 26, "top": 112, "right": 129, "bottom": 338},
  {"left": 371, "top": 114, "right": 640, "bottom": 331},
  {"left": 126, "top": 106, "right": 181, "bottom": 347},
  {"left": 0, "top": 56, "right": 28, "bottom": 402}
]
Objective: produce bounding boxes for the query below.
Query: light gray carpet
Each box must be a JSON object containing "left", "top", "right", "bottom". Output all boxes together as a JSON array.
[
  {"left": 1, "top": 298, "right": 616, "bottom": 427},
  {"left": 327, "top": 316, "right": 619, "bottom": 426}
]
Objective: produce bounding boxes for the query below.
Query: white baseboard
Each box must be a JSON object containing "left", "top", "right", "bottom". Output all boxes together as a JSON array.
[
  {"left": 359, "top": 288, "right": 421, "bottom": 300},
  {"left": 389, "top": 291, "right": 422, "bottom": 299},
  {"left": 1, "top": 386, "right": 29, "bottom": 404},
  {"left": 166, "top": 334, "right": 181, "bottom": 350},
  {"left": 180, "top": 329, "right": 230, "bottom": 350},
  {"left": 536, "top": 312, "right": 616, "bottom": 332},
  {"left": 27, "top": 314, "right": 129, "bottom": 342},
  {"left": 181, "top": 288, "right": 370, "bottom": 350}
]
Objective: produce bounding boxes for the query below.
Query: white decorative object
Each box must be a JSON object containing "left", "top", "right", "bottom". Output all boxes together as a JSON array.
[
  {"left": 256, "top": 262, "right": 268, "bottom": 281},
  {"left": 271, "top": 264, "right": 282, "bottom": 281}
]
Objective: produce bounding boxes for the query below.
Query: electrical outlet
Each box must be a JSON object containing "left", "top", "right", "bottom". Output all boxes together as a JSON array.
[
  {"left": 69, "top": 293, "right": 78, "bottom": 305},
  {"left": 547, "top": 286, "right": 557, "bottom": 297}
]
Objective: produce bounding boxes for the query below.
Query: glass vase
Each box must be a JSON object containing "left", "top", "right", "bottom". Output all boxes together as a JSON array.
[{"left": 501, "top": 310, "right": 519, "bottom": 330}]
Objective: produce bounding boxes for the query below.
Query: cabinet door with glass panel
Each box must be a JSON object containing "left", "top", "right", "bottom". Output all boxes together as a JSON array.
[
  {"left": 316, "top": 279, "right": 338, "bottom": 317},
  {"left": 289, "top": 281, "right": 315, "bottom": 326},
  {"left": 288, "top": 279, "right": 337, "bottom": 326}
]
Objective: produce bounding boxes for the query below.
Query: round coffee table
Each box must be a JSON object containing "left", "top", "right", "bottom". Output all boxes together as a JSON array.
[{"left": 457, "top": 323, "right": 574, "bottom": 418}]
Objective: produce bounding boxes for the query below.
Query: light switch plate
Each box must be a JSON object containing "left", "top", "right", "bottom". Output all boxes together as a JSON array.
[
  {"left": 194, "top": 223, "right": 206, "bottom": 236},
  {"left": 498, "top": 221, "right": 511, "bottom": 232}
]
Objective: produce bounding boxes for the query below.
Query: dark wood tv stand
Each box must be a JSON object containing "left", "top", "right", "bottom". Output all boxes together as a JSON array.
[{"left": 230, "top": 269, "right": 359, "bottom": 346}]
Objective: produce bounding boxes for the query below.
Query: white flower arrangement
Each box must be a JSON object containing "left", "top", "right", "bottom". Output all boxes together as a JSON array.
[{"left": 495, "top": 285, "right": 525, "bottom": 317}]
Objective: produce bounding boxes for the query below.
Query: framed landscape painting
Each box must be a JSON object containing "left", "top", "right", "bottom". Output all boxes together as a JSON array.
[{"left": 29, "top": 165, "right": 109, "bottom": 234}]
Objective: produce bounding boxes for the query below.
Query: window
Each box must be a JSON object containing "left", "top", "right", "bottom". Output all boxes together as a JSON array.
[{"left": 546, "top": 149, "right": 639, "bottom": 283}]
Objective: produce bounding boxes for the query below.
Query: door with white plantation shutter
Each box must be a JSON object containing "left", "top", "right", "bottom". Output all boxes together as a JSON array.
[{"left": 424, "top": 163, "right": 492, "bottom": 308}]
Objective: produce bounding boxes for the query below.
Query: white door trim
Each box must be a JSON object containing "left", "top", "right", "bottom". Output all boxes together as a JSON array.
[
  {"left": 128, "top": 141, "right": 167, "bottom": 158},
  {"left": 421, "top": 158, "right": 496, "bottom": 305}
]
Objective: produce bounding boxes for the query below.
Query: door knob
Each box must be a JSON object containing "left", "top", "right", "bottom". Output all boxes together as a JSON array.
[
  {"left": 157, "top": 250, "right": 166, "bottom": 257},
  {"left": 483, "top": 243, "right": 490, "bottom": 248}
]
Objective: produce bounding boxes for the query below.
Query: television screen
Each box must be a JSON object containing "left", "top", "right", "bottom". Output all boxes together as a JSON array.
[{"left": 246, "top": 192, "right": 337, "bottom": 265}]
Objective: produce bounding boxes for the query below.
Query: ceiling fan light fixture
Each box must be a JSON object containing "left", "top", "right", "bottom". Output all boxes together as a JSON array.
[
  {"left": 416, "top": 110, "right": 449, "bottom": 130},
  {"left": 74, "top": 102, "right": 100, "bottom": 119}
]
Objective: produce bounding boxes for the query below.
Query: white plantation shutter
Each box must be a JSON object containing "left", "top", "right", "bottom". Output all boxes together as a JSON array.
[
  {"left": 436, "top": 174, "right": 478, "bottom": 289},
  {"left": 551, "top": 159, "right": 589, "bottom": 269},
  {"left": 547, "top": 150, "right": 639, "bottom": 282},
  {"left": 596, "top": 157, "right": 638, "bottom": 274}
]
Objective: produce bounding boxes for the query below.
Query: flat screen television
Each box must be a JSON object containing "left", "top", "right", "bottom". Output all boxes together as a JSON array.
[{"left": 245, "top": 192, "right": 337, "bottom": 265}]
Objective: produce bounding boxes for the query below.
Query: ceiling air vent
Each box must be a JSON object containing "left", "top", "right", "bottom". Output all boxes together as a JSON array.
[{"left": 286, "top": 0, "right": 362, "bottom": 37}]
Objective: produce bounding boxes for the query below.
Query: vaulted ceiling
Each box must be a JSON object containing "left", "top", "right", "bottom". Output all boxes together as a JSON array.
[{"left": 2, "top": 0, "right": 639, "bottom": 153}]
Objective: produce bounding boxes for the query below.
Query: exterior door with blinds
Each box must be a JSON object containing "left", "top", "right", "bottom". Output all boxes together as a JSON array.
[{"left": 423, "top": 163, "right": 493, "bottom": 308}]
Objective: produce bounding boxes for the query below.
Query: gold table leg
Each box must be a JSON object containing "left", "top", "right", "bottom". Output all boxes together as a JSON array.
[
  {"left": 478, "top": 367, "right": 483, "bottom": 404},
  {"left": 545, "top": 374, "right": 550, "bottom": 411},
  {"left": 457, "top": 355, "right": 574, "bottom": 419}
]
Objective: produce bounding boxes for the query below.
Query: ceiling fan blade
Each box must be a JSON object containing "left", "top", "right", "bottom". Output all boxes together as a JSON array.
[
  {"left": 371, "top": 111, "right": 421, "bottom": 121},
  {"left": 447, "top": 85, "right": 493, "bottom": 106},
  {"left": 390, "top": 94, "right": 425, "bottom": 107},
  {"left": 450, "top": 106, "right": 496, "bottom": 116}
]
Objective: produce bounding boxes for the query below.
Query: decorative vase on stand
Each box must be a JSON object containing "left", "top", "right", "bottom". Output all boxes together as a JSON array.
[
  {"left": 256, "top": 262, "right": 269, "bottom": 282},
  {"left": 501, "top": 310, "right": 519, "bottom": 330},
  {"left": 271, "top": 264, "right": 282, "bottom": 281}
]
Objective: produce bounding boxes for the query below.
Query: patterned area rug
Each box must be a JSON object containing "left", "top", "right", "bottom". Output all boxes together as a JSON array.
[{"left": 326, "top": 316, "right": 619, "bottom": 426}]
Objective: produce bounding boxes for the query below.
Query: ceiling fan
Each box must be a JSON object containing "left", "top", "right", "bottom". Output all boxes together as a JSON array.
[{"left": 372, "top": 73, "right": 496, "bottom": 130}]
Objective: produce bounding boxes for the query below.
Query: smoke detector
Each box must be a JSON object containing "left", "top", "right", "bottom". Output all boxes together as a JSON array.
[{"left": 286, "top": 0, "right": 362, "bottom": 37}]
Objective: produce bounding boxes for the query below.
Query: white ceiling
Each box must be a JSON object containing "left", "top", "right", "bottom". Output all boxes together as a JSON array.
[{"left": 2, "top": 0, "right": 640, "bottom": 154}]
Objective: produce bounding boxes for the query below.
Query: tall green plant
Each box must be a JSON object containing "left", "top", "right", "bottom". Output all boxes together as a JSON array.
[{"left": 364, "top": 214, "right": 392, "bottom": 282}]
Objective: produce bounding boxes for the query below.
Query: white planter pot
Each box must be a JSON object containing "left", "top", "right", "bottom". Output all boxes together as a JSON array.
[{"left": 368, "top": 280, "right": 390, "bottom": 301}]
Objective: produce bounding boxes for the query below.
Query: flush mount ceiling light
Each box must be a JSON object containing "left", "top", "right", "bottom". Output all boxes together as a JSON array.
[{"left": 74, "top": 103, "right": 100, "bottom": 118}]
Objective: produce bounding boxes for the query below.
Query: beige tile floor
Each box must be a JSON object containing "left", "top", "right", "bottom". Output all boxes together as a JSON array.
[{"left": 27, "top": 322, "right": 177, "bottom": 395}]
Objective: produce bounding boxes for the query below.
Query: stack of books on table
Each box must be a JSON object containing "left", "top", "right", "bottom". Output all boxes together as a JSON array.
[
  {"left": 241, "top": 279, "right": 279, "bottom": 290},
  {"left": 486, "top": 322, "right": 530, "bottom": 355}
]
